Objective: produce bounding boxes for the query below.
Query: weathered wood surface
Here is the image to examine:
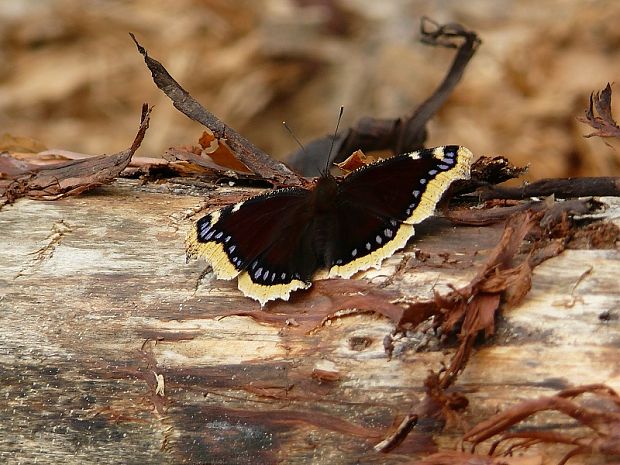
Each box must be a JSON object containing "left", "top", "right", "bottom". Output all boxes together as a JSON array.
[{"left": 1, "top": 179, "right": 619, "bottom": 464}]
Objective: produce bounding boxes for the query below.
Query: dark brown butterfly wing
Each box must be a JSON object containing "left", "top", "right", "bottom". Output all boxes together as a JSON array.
[
  {"left": 327, "top": 146, "right": 473, "bottom": 277},
  {"left": 186, "top": 188, "right": 317, "bottom": 304}
]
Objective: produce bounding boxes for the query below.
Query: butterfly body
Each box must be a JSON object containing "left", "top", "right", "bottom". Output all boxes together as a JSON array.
[{"left": 187, "top": 145, "right": 474, "bottom": 305}]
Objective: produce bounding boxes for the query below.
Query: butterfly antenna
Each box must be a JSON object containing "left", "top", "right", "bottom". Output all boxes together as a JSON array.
[
  {"left": 283, "top": 121, "right": 308, "bottom": 157},
  {"left": 283, "top": 121, "right": 324, "bottom": 175},
  {"left": 324, "top": 106, "right": 344, "bottom": 175}
]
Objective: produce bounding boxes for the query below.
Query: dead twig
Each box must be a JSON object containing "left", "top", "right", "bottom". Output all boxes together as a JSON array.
[
  {"left": 288, "top": 17, "right": 481, "bottom": 176},
  {"left": 130, "top": 33, "right": 303, "bottom": 187},
  {"left": 2, "top": 104, "right": 151, "bottom": 205},
  {"left": 480, "top": 176, "right": 620, "bottom": 200}
]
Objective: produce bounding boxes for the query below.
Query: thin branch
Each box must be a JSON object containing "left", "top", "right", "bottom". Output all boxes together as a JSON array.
[
  {"left": 130, "top": 33, "right": 303, "bottom": 187},
  {"left": 480, "top": 176, "right": 620, "bottom": 200},
  {"left": 288, "top": 18, "right": 481, "bottom": 176}
]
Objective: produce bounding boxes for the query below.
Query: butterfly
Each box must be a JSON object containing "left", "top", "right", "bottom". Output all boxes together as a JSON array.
[{"left": 186, "top": 145, "right": 473, "bottom": 305}]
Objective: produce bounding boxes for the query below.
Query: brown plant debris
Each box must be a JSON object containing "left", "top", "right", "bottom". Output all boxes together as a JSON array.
[
  {"left": 428, "top": 212, "right": 540, "bottom": 386},
  {"left": 334, "top": 149, "right": 371, "bottom": 173},
  {"left": 413, "top": 451, "right": 528, "bottom": 465},
  {"left": 0, "top": 140, "right": 171, "bottom": 178},
  {"left": 481, "top": 176, "right": 620, "bottom": 200},
  {"left": 131, "top": 33, "right": 303, "bottom": 187},
  {"left": 160, "top": 130, "right": 272, "bottom": 184},
  {"left": 1, "top": 104, "right": 151, "bottom": 205},
  {"left": 464, "top": 156, "right": 528, "bottom": 192},
  {"left": 578, "top": 83, "right": 620, "bottom": 139},
  {"left": 288, "top": 17, "right": 481, "bottom": 176},
  {"left": 463, "top": 384, "right": 620, "bottom": 465},
  {"left": 567, "top": 219, "right": 620, "bottom": 249},
  {"left": 373, "top": 201, "right": 591, "bottom": 452},
  {"left": 446, "top": 198, "right": 597, "bottom": 227},
  {"left": 197, "top": 130, "right": 252, "bottom": 173}
]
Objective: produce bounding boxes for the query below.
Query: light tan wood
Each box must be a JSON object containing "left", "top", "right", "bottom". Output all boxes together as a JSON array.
[{"left": 1, "top": 180, "right": 618, "bottom": 464}]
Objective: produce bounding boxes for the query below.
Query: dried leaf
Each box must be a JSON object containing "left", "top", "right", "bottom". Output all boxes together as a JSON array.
[
  {"left": 198, "top": 130, "right": 251, "bottom": 172},
  {"left": 578, "top": 83, "right": 620, "bottom": 139},
  {"left": 2, "top": 104, "right": 151, "bottom": 203},
  {"left": 164, "top": 147, "right": 261, "bottom": 180},
  {"left": 335, "top": 149, "right": 371, "bottom": 173}
]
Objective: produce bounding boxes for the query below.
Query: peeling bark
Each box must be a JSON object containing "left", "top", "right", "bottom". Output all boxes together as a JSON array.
[{"left": 1, "top": 180, "right": 619, "bottom": 464}]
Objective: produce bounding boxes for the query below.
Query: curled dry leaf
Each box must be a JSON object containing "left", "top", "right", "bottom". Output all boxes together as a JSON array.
[
  {"left": 198, "top": 130, "right": 251, "bottom": 173},
  {"left": 131, "top": 33, "right": 301, "bottom": 187},
  {"left": 578, "top": 83, "right": 620, "bottom": 139},
  {"left": 163, "top": 130, "right": 254, "bottom": 178},
  {"left": 1, "top": 104, "right": 151, "bottom": 204},
  {"left": 334, "top": 149, "right": 371, "bottom": 173},
  {"left": 289, "top": 18, "right": 481, "bottom": 176}
]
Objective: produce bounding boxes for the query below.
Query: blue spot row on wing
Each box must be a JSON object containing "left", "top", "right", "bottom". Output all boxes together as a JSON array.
[
  {"left": 405, "top": 148, "right": 461, "bottom": 215},
  {"left": 332, "top": 147, "right": 463, "bottom": 264},
  {"left": 197, "top": 215, "right": 245, "bottom": 271},
  {"left": 249, "top": 260, "right": 301, "bottom": 285},
  {"left": 332, "top": 218, "right": 400, "bottom": 266},
  {"left": 198, "top": 210, "right": 303, "bottom": 285}
]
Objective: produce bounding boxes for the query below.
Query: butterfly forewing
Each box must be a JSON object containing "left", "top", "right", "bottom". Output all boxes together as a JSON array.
[
  {"left": 187, "top": 188, "right": 315, "bottom": 304},
  {"left": 328, "top": 146, "right": 472, "bottom": 277}
]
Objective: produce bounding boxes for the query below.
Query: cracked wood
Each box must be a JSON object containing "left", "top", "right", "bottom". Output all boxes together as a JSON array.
[{"left": 0, "top": 181, "right": 619, "bottom": 464}]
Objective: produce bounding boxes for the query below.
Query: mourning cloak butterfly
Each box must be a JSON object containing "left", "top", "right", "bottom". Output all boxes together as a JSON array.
[{"left": 187, "top": 145, "right": 473, "bottom": 305}]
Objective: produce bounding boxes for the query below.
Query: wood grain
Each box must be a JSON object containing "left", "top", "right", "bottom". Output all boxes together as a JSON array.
[{"left": 1, "top": 180, "right": 618, "bottom": 464}]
